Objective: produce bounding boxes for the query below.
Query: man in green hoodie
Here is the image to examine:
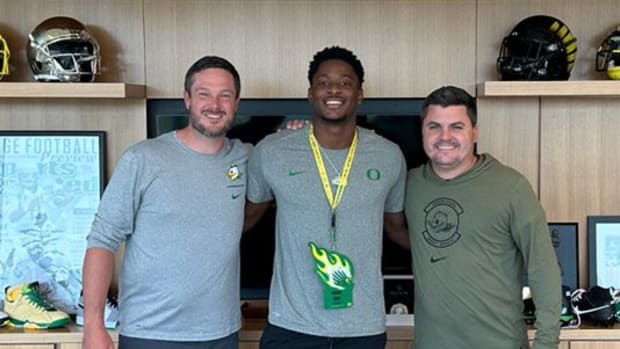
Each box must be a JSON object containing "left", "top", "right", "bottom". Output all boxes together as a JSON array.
[{"left": 405, "top": 85, "right": 561, "bottom": 349}]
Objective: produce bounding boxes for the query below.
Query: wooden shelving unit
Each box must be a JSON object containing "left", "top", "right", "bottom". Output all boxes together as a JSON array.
[
  {"left": 477, "top": 80, "right": 620, "bottom": 97},
  {"left": 0, "top": 83, "right": 146, "bottom": 99},
  {"left": 1, "top": 321, "right": 620, "bottom": 349}
]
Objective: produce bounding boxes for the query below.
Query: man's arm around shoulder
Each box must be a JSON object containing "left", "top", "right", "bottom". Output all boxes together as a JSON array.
[{"left": 243, "top": 200, "right": 272, "bottom": 233}]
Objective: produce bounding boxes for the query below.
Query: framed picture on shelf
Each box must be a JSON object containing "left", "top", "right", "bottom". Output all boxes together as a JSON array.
[
  {"left": 383, "top": 274, "right": 414, "bottom": 326},
  {"left": 0, "top": 130, "right": 106, "bottom": 314},
  {"left": 588, "top": 216, "right": 620, "bottom": 289},
  {"left": 548, "top": 222, "right": 579, "bottom": 291}
]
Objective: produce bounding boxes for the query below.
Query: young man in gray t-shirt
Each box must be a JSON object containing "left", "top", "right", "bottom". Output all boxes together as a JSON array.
[{"left": 245, "top": 46, "right": 409, "bottom": 349}]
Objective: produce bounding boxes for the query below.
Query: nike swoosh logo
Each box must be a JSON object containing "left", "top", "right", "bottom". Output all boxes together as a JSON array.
[
  {"left": 430, "top": 256, "right": 447, "bottom": 263},
  {"left": 288, "top": 170, "right": 304, "bottom": 176},
  {"left": 231, "top": 193, "right": 242, "bottom": 200}
]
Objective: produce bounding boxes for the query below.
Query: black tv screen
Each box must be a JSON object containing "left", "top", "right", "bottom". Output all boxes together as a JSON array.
[{"left": 147, "top": 98, "right": 426, "bottom": 300}]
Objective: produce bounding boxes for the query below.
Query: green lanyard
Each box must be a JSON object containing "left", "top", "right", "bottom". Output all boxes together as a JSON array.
[{"left": 308, "top": 125, "right": 358, "bottom": 248}]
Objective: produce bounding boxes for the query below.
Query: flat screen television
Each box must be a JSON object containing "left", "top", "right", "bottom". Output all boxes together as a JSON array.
[{"left": 147, "top": 98, "right": 426, "bottom": 300}]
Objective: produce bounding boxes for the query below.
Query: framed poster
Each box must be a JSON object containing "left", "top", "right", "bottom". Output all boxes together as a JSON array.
[
  {"left": 548, "top": 222, "right": 579, "bottom": 291},
  {"left": 0, "top": 131, "right": 106, "bottom": 313},
  {"left": 383, "top": 274, "right": 414, "bottom": 326},
  {"left": 588, "top": 216, "right": 620, "bottom": 289}
]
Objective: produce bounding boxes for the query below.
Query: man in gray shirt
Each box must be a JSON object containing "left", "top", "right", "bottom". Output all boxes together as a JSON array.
[{"left": 82, "top": 56, "right": 252, "bottom": 349}]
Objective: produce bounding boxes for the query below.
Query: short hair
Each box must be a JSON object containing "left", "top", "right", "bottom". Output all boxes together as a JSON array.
[
  {"left": 307, "top": 46, "right": 365, "bottom": 86},
  {"left": 184, "top": 56, "right": 241, "bottom": 97},
  {"left": 421, "top": 86, "right": 477, "bottom": 125}
]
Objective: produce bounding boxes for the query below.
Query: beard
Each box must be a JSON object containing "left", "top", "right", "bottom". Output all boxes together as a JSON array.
[{"left": 189, "top": 112, "right": 232, "bottom": 138}]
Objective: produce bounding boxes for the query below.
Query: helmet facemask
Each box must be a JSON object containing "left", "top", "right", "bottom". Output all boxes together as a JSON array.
[
  {"left": 498, "top": 31, "right": 566, "bottom": 80},
  {"left": 596, "top": 27, "right": 620, "bottom": 80}
]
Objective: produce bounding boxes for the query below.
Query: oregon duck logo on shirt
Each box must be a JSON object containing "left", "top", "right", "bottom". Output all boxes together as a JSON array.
[
  {"left": 422, "top": 197, "right": 463, "bottom": 248},
  {"left": 226, "top": 164, "right": 242, "bottom": 181}
]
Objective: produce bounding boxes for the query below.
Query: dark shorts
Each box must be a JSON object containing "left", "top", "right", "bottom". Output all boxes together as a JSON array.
[
  {"left": 119, "top": 332, "right": 238, "bottom": 349},
  {"left": 259, "top": 323, "right": 387, "bottom": 349}
]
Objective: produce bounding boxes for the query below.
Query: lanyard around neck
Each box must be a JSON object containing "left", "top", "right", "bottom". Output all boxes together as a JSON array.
[{"left": 308, "top": 125, "right": 358, "bottom": 211}]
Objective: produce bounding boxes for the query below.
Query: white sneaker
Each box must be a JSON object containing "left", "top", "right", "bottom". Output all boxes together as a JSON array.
[{"left": 75, "top": 292, "right": 119, "bottom": 329}]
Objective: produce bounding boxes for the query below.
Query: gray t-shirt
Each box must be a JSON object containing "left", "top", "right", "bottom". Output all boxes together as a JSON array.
[
  {"left": 247, "top": 126, "right": 406, "bottom": 337},
  {"left": 87, "top": 131, "right": 252, "bottom": 341}
]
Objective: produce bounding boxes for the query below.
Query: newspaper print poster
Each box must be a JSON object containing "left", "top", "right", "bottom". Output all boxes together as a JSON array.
[
  {"left": 0, "top": 132, "right": 104, "bottom": 314},
  {"left": 594, "top": 222, "right": 620, "bottom": 289}
]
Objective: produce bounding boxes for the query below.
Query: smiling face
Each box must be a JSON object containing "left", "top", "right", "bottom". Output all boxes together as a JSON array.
[
  {"left": 307, "top": 59, "right": 363, "bottom": 124},
  {"left": 183, "top": 68, "right": 239, "bottom": 138},
  {"left": 422, "top": 104, "right": 479, "bottom": 179}
]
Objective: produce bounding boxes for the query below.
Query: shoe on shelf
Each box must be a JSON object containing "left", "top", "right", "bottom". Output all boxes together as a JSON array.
[
  {"left": 75, "top": 291, "right": 119, "bottom": 329},
  {"left": 3, "top": 281, "right": 70, "bottom": 329}
]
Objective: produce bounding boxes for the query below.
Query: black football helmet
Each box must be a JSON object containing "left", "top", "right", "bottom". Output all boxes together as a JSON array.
[
  {"left": 497, "top": 15, "right": 577, "bottom": 81},
  {"left": 595, "top": 26, "right": 620, "bottom": 80}
]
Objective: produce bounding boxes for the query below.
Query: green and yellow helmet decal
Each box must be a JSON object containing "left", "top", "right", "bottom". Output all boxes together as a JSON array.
[{"left": 546, "top": 16, "right": 578, "bottom": 74}]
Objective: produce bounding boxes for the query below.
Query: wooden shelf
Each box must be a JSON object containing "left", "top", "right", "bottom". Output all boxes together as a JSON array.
[
  {"left": 0, "top": 82, "right": 146, "bottom": 99},
  {"left": 0, "top": 323, "right": 118, "bottom": 344},
  {"left": 477, "top": 80, "right": 620, "bottom": 97}
]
